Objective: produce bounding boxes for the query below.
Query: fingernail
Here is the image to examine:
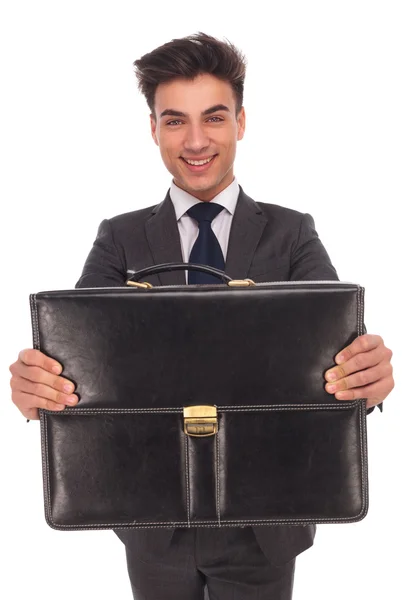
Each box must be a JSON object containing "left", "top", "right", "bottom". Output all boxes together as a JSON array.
[
  {"left": 327, "top": 384, "right": 337, "bottom": 392},
  {"left": 66, "top": 395, "right": 77, "bottom": 405},
  {"left": 336, "top": 392, "right": 347, "bottom": 399},
  {"left": 326, "top": 372, "right": 337, "bottom": 381},
  {"left": 336, "top": 354, "right": 345, "bottom": 364},
  {"left": 63, "top": 383, "right": 74, "bottom": 393},
  {"left": 52, "top": 364, "right": 62, "bottom": 374}
]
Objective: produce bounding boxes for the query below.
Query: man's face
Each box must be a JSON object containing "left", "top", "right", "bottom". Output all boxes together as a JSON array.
[{"left": 150, "top": 73, "right": 245, "bottom": 201}]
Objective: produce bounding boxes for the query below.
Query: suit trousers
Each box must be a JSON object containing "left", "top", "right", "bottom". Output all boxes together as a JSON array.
[{"left": 123, "top": 527, "right": 296, "bottom": 600}]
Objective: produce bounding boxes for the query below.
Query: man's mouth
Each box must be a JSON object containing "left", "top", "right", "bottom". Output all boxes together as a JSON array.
[
  {"left": 180, "top": 155, "right": 217, "bottom": 171},
  {"left": 182, "top": 155, "right": 215, "bottom": 166}
]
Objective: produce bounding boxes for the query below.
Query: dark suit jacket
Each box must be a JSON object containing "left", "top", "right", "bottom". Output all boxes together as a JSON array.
[{"left": 75, "top": 186, "right": 339, "bottom": 566}]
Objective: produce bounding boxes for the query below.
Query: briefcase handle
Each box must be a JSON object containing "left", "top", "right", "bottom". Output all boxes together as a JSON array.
[
  {"left": 126, "top": 262, "right": 256, "bottom": 287},
  {"left": 127, "top": 262, "right": 232, "bottom": 284}
]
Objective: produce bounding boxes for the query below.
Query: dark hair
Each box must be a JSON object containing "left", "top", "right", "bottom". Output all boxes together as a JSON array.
[{"left": 133, "top": 32, "right": 247, "bottom": 117}]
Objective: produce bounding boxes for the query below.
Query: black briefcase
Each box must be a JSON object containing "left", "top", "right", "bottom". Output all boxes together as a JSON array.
[{"left": 30, "top": 263, "right": 368, "bottom": 531}]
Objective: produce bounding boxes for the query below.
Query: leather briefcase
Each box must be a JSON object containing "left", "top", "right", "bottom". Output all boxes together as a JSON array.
[{"left": 30, "top": 262, "right": 368, "bottom": 531}]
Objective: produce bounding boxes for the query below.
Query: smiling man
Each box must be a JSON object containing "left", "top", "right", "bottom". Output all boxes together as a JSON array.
[
  {"left": 9, "top": 33, "right": 394, "bottom": 600},
  {"left": 151, "top": 76, "right": 245, "bottom": 201}
]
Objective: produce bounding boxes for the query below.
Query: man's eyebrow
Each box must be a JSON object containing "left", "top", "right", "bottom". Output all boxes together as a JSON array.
[
  {"left": 202, "top": 104, "right": 230, "bottom": 115},
  {"left": 159, "top": 104, "right": 231, "bottom": 119},
  {"left": 160, "top": 109, "right": 186, "bottom": 118}
]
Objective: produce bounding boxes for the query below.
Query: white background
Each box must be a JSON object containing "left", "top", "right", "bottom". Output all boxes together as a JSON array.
[{"left": 1, "top": 1, "right": 406, "bottom": 598}]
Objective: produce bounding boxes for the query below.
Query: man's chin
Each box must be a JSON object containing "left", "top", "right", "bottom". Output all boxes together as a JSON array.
[{"left": 174, "top": 176, "right": 218, "bottom": 197}]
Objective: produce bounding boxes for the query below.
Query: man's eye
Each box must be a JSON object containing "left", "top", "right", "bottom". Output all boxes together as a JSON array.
[
  {"left": 167, "top": 120, "right": 182, "bottom": 126},
  {"left": 207, "top": 116, "right": 223, "bottom": 123}
]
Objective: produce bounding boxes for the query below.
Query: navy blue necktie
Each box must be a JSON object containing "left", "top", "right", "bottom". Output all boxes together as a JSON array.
[{"left": 187, "top": 202, "right": 225, "bottom": 284}]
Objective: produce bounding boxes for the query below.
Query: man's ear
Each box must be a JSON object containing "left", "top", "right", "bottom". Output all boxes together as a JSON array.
[
  {"left": 150, "top": 114, "right": 159, "bottom": 146},
  {"left": 237, "top": 107, "right": 246, "bottom": 141}
]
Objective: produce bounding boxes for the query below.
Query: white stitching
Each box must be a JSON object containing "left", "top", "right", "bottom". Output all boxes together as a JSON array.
[
  {"left": 46, "top": 513, "right": 367, "bottom": 529},
  {"left": 360, "top": 401, "right": 368, "bottom": 513},
  {"left": 357, "top": 286, "right": 361, "bottom": 335},
  {"left": 360, "top": 286, "right": 365, "bottom": 336},
  {"left": 217, "top": 403, "right": 359, "bottom": 412},
  {"left": 356, "top": 286, "right": 368, "bottom": 513},
  {"left": 30, "top": 295, "right": 40, "bottom": 350},
  {"left": 41, "top": 414, "right": 52, "bottom": 524},
  {"left": 42, "top": 403, "right": 359, "bottom": 417},
  {"left": 44, "top": 407, "right": 182, "bottom": 415},
  {"left": 216, "top": 431, "right": 220, "bottom": 526},
  {"left": 121, "top": 280, "right": 360, "bottom": 289},
  {"left": 185, "top": 434, "right": 190, "bottom": 527}
]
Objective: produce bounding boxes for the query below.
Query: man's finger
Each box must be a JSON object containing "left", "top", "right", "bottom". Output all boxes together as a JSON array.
[
  {"left": 18, "top": 348, "right": 62, "bottom": 375},
  {"left": 16, "top": 391, "right": 66, "bottom": 412},
  {"left": 10, "top": 361, "right": 75, "bottom": 394},
  {"left": 326, "top": 362, "right": 393, "bottom": 394},
  {"left": 334, "top": 334, "right": 384, "bottom": 365},
  {"left": 325, "top": 346, "right": 385, "bottom": 381},
  {"left": 25, "top": 407, "right": 40, "bottom": 421},
  {"left": 333, "top": 375, "right": 395, "bottom": 406},
  {"left": 10, "top": 376, "right": 78, "bottom": 406}
]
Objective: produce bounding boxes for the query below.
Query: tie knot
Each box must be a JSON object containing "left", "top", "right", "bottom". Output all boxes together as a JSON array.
[{"left": 187, "top": 202, "right": 224, "bottom": 224}]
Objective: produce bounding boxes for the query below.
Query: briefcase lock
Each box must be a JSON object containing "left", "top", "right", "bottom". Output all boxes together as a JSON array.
[
  {"left": 227, "top": 279, "right": 255, "bottom": 287},
  {"left": 183, "top": 405, "right": 218, "bottom": 437},
  {"left": 126, "top": 281, "right": 153, "bottom": 289}
]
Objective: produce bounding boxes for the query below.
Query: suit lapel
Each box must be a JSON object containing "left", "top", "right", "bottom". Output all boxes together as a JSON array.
[
  {"left": 145, "top": 186, "right": 268, "bottom": 285},
  {"left": 225, "top": 188, "right": 268, "bottom": 279},
  {"left": 145, "top": 191, "right": 185, "bottom": 286}
]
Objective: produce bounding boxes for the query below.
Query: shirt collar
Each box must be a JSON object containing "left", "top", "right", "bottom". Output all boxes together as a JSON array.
[{"left": 169, "top": 178, "right": 240, "bottom": 221}]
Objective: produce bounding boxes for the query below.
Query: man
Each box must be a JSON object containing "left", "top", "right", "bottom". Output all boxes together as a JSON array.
[{"left": 9, "top": 33, "right": 394, "bottom": 600}]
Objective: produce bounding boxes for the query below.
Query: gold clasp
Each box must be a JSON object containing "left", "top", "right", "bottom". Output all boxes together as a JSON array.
[
  {"left": 126, "top": 281, "right": 154, "bottom": 289},
  {"left": 183, "top": 405, "right": 218, "bottom": 437},
  {"left": 227, "top": 279, "right": 255, "bottom": 287}
]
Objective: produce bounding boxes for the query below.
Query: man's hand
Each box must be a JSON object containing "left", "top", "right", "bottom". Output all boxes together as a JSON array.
[
  {"left": 9, "top": 349, "right": 78, "bottom": 420},
  {"left": 324, "top": 334, "right": 394, "bottom": 409}
]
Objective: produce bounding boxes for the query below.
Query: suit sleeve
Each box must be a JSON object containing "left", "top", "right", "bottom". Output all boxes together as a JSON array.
[
  {"left": 291, "top": 213, "right": 381, "bottom": 414},
  {"left": 290, "top": 213, "right": 339, "bottom": 281},
  {"left": 75, "top": 219, "right": 127, "bottom": 288}
]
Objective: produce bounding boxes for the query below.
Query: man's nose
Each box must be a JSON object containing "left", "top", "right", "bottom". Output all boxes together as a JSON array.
[{"left": 183, "top": 124, "right": 210, "bottom": 154}]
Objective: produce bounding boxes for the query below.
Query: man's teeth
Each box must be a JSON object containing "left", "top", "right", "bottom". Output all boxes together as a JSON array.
[{"left": 184, "top": 156, "right": 214, "bottom": 166}]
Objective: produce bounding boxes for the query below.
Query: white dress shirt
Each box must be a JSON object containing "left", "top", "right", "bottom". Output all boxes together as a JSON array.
[{"left": 169, "top": 178, "right": 240, "bottom": 283}]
